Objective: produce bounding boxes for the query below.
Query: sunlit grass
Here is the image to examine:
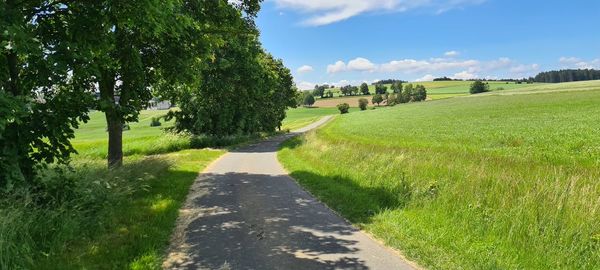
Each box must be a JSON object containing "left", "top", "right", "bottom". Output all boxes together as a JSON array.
[
  {"left": 279, "top": 80, "right": 600, "bottom": 269},
  {"left": 282, "top": 107, "right": 356, "bottom": 130}
]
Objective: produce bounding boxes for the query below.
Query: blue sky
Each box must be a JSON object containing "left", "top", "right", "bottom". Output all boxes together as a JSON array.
[{"left": 255, "top": 0, "right": 600, "bottom": 89}]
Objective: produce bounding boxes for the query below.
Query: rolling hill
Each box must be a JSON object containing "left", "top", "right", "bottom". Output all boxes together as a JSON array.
[{"left": 279, "top": 80, "right": 600, "bottom": 269}]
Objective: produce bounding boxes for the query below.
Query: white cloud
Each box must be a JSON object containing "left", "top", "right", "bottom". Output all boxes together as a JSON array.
[
  {"left": 326, "top": 57, "right": 377, "bottom": 73},
  {"left": 509, "top": 64, "right": 540, "bottom": 75},
  {"left": 444, "top": 51, "right": 459, "bottom": 57},
  {"left": 484, "top": 57, "right": 512, "bottom": 70},
  {"left": 452, "top": 71, "right": 477, "bottom": 80},
  {"left": 559, "top": 56, "right": 600, "bottom": 69},
  {"left": 323, "top": 56, "right": 539, "bottom": 80},
  {"left": 297, "top": 65, "right": 314, "bottom": 73},
  {"left": 379, "top": 58, "right": 479, "bottom": 73},
  {"left": 347, "top": 57, "right": 376, "bottom": 71},
  {"left": 296, "top": 81, "right": 315, "bottom": 90},
  {"left": 273, "top": 0, "right": 486, "bottom": 26},
  {"left": 415, "top": 74, "right": 436, "bottom": 82},
  {"left": 327, "top": 60, "right": 347, "bottom": 73}
]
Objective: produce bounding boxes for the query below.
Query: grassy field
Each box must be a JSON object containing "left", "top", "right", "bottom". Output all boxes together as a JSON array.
[
  {"left": 279, "top": 80, "right": 600, "bottom": 269},
  {"left": 282, "top": 107, "right": 347, "bottom": 130},
  {"left": 314, "top": 81, "right": 540, "bottom": 107},
  {"left": 1, "top": 105, "right": 341, "bottom": 269},
  {"left": 73, "top": 110, "right": 186, "bottom": 158}
]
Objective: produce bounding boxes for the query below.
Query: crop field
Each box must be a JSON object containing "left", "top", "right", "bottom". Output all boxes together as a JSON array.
[
  {"left": 279, "top": 80, "right": 600, "bottom": 269},
  {"left": 314, "top": 81, "right": 540, "bottom": 107}
]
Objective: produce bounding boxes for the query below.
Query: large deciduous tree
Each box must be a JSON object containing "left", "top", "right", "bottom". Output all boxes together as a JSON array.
[
  {"left": 167, "top": 0, "right": 296, "bottom": 136},
  {"left": 1, "top": 1, "right": 93, "bottom": 189},
  {"left": 64, "top": 0, "right": 187, "bottom": 167}
]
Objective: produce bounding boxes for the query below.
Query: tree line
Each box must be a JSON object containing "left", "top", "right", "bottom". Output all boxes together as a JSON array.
[
  {"left": 534, "top": 69, "right": 600, "bottom": 83},
  {"left": 1, "top": 0, "right": 297, "bottom": 191},
  {"left": 372, "top": 79, "right": 406, "bottom": 85}
]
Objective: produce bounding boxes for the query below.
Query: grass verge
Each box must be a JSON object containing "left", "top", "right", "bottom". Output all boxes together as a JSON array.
[
  {"left": 1, "top": 150, "right": 224, "bottom": 269},
  {"left": 279, "top": 81, "right": 600, "bottom": 269}
]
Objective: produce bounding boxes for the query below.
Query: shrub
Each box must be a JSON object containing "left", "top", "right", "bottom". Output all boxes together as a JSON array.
[
  {"left": 374, "top": 84, "right": 388, "bottom": 95},
  {"left": 358, "top": 98, "right": 369, "bottom": 110},
  {"left": 372, "top": 94, "right": 384, "bottom": 106},
  {"left": 303, "top": 93, "right": 315, "bottom": 107},
  {"left": 413, "top": 85, "right": 427, "bottom": 101},
  {"left": 337, "top": 103, "right": 350, "bottom": 114},
  {"left": 150, "top": 117, "right": 162, "bottom": 127},
  {"left": 470, "top": 80, "right": 489, "bottom": 94}
]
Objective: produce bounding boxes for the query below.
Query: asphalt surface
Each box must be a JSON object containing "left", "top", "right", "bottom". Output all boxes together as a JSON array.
[{"left": 163, "top": 116, "right": 416, "bottom": 270}]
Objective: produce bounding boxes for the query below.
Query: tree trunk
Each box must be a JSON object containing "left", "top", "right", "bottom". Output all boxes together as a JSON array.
[
  {"left": 6, "top": 51, "right": 20, "bottom": 96},
  {"left": 99, "top": 70, "right": 123, "bottom": 168},
  {"left": 105, "top": 111, "right": 123, "bottom": 168}
]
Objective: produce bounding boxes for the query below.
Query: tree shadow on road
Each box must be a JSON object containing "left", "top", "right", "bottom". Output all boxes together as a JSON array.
[{"left": 164, "top": 172, "right": 375, "bottom": 270}]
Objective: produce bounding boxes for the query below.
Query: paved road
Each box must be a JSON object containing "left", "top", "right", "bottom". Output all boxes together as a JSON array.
[{"left": 164, "top": 116, "right": 416, "bottom": 270}]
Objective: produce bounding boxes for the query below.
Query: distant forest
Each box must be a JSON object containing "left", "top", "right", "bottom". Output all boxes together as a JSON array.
[
  {"left": 372, "top": 79, "right": 406, "bottom": 85},
  {"left": 375, "top": 69, "right": 599, "bottom": 85},
  {"left": 534, "top": 69, "right": 600, "bottom": 83}
]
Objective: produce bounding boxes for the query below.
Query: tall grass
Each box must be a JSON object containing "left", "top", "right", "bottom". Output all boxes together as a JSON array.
[
  {"left": 279, "top": 81, "right": 600, "bottom": 269},
  {"left": 0, "top": 150, "right": 224, "bottom": 269},
  {"left": 1, "top": 106, "right": 330, "bottom": 269}
]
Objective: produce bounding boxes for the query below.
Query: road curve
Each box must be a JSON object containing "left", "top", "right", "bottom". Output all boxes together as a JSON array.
[{"left": 163, "top": 116, "right": 416, "bottom": 270}]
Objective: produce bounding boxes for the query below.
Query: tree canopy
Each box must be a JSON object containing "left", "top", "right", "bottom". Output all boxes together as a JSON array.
[
  {"left": 1, "top": 0, "right": 93, "bottom": 189},
  {"left": 1, "top": 0, "right": 299, "bottom": 189}
]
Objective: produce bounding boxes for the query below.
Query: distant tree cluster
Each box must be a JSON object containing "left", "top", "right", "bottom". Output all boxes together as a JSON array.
[
  {"left": 340, "top": 85, "right": 360, "bottom": 96},
  {"left": 534, "top": 69, "right": 600, "bottom": 83},
  {"left": 312, "top": 84, "right": 330, "bottom": 98},
  {"left": 371, "top": 83, "right": 427, "bottom": 106},
  {"left": 433, "top": 76, "right": 455, "bottom": 81},
  {"left": 374, "top": 84, "right": 388, "bottom": 94},
  {"left": 372, "top": 79, "right": 406, "bottom": 85},
  {"left": 431, "top": 77, "right": 535, "bottom": 83},
  {"left": 390, "top": 81, "right": 403, "bottom": 93}
]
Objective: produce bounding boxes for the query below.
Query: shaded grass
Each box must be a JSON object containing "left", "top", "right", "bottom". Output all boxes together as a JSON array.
[
  {"left": 279, "top": 81, "right": 600, "bottom": 269},
  {"left": 2, "top": 105, "right": 334, "bottom": 269},
  {"left": 1, "top": 150, "right": 224, "bottom": 269}
]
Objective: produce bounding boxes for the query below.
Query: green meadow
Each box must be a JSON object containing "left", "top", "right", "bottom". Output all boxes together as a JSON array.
[
  {"left": 317, "top": 80, "right": 540, "bottom": 102},
  {"left": 282, "top": 107, "right": 358, "bottom": 130},
  {"left": 1, "top": 107, "right": 341, "bottom": 269},
  {"left": 279, "top": 80, "right": 600, "bottom": 269}
]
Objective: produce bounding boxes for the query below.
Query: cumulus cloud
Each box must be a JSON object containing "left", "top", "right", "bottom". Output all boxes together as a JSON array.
[
  {"left": 379, "top": 58, "right": 479, "bottom": 73},
  {"left": 327, "top": 57, "right": 377, "bottom": 73},
  {"left": 297, "top": 65, "right": 314, "bottom": 73},
  {"left": 296, "top": 81, "right": 315, "bottom": 90},
  {"left": 559, "top": 56, "right": 600, "bottom": 69},
  {"left": 509, "top": 64, "right": 540, "bottom": 75},
  {"left": 444, "top": 51, "right": 459, "bottom": 57},
  {"left": 347, "top": 57, "right": 376, "bottom": 71},
  {"left": 415, "top": 74, "right": 436, "bottom": 82},
  {"left": 324, "top": 56, "right": 539, "bottom": 80},
  {"left": 452, "top": 71, "right": 477, "bottom": 80},
  {"left": 327, "top": 60, "right": 347, "bottom": 73},
  {"left": 273, "top": 0, "right": 486, "bottom": 26}
]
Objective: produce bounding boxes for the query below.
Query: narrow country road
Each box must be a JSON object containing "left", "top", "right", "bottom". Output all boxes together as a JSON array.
[{"left": 163, "top": 116, "right": 416, "bottom": 270}]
